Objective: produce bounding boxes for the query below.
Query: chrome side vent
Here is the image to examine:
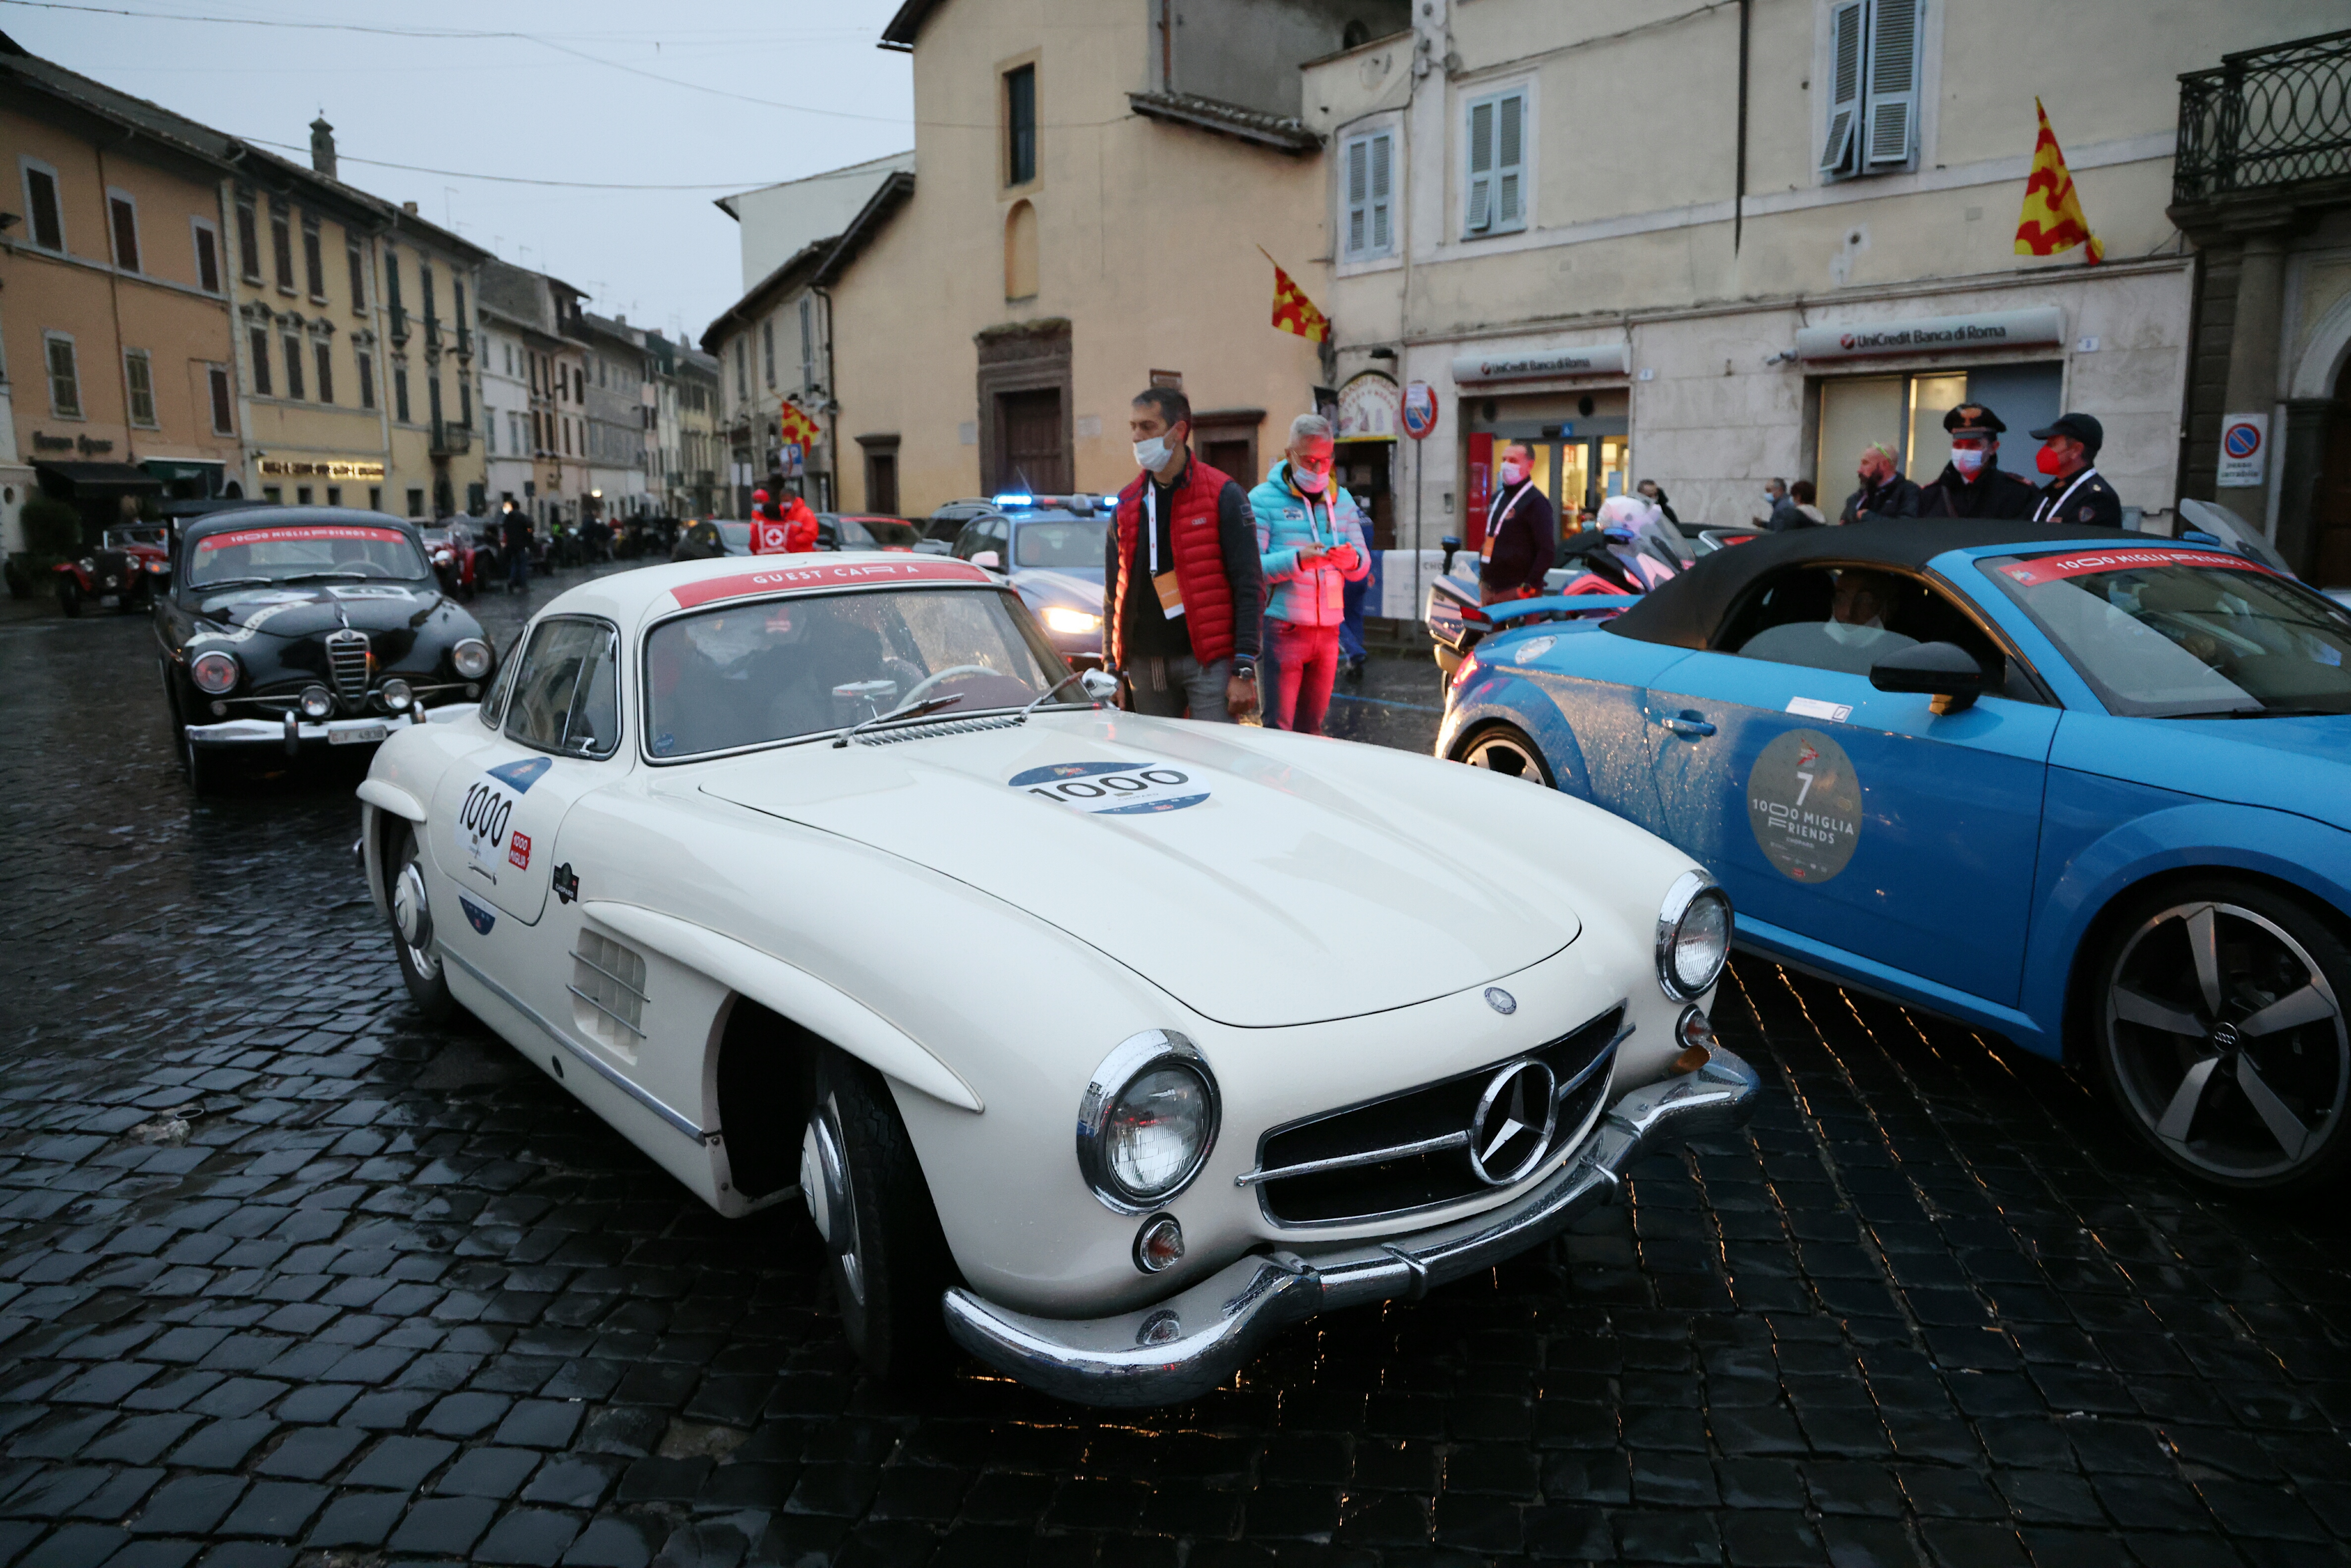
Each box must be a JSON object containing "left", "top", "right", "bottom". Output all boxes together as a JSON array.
[
  {"left": 570, "top": 931, "right": 646, "bottom": 1052},
  {"left": 326, "top": 629, "right": 370, "bottom": 702}
]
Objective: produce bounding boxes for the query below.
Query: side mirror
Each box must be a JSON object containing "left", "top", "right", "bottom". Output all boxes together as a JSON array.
[
  {"left": 1869, "top": 640, "right": 1986, "bottom": 715},
  {"left": 1440, "top": 534, "right": 1463, "bottom": 575},
  {"left": 1080, "top": 668, "right": 1120, "bottom": 703},
  {"left": 971, "top": 550, "right": 1002, "bottom": 570}
]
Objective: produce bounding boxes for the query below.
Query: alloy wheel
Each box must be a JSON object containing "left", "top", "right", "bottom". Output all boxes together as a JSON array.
[
  {"left": 1460, "top": 729, "right": 1548, "bottom": 784},
  {"left": 2102, "top": 898, "right": 2349, "bottom": 1182}
]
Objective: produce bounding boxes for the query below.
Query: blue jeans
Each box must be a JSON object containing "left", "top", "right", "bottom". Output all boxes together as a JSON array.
[{"left": 506, "top": 544, "right": 529, "bottom": 591}]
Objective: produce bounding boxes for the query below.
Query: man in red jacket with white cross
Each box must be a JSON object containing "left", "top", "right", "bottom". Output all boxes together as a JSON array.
[{"left": 1106, "top": 387, "right": 1262, "bottom": 720}]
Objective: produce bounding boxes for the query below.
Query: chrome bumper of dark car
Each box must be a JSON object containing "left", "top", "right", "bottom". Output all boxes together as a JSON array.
[{"left": 941, "top": 1044, "right": 1761, "bottom": 1407}]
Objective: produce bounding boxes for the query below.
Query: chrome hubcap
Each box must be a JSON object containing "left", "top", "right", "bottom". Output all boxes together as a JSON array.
[
  {"left": 800, "top": 1101, "right": 864, "bottom": 1306},
  {"left": 2105, "top": 900, "right": 2348, "bottom": 1180},
  {"left": 392, "top": 859, "right": 438, "bottom": 979}
]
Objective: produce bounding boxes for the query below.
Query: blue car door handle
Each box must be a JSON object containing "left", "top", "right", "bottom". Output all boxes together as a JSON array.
[{"left": 1661, "top": 711, "right": 1717, "bottom": 739}]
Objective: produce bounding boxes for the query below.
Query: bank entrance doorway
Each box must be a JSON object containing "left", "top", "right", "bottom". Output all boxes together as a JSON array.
[{"left": 1466, "top": 388, "right": 1631, "bottom": 547}]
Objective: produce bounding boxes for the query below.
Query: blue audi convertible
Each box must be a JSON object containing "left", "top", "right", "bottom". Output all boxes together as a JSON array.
[{"left": 1437, "top": 519, "right": 2351, "bottom": 1192}]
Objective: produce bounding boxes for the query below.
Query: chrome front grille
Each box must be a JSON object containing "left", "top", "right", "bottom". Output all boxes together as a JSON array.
[
  {"left": 1244, "top": 1004, "right": 1625, "bottom": 1228},
  {"left": 853, "top": 714, "right": 1024, "bottom": 745},
  {"left": 326, "top": 630, "right": 370, "bottom": 702}
]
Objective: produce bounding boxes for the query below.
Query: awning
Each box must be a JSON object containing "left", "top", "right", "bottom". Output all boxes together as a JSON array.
[{"left": 36, "top": 461, "right": 164, "bottom": 499}]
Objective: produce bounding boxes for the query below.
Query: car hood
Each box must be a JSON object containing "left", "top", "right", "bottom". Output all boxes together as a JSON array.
[
  {"left": 188, "top": 581, "right": 448, "bottom": 640},
  {"left": 1010, "top": 567, "right": 1104, "bottom": 613},
  {"left": 694, "top": 715, "right": 1580, "bottom": 1026}
]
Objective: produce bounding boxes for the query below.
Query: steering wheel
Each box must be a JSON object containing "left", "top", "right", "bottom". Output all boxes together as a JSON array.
[{"left": 900, "top": 664, "right": 998, "bottom": 707}]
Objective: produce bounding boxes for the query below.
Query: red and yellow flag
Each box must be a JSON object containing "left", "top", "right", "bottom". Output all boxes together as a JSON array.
[
  {"left": 778, "top": 399, "right": 821, "bottom": 448},
  {"left": 2015, "top": 98, "right": 2103, "bottom": 265},
  {"left": 1261, "top": 247, "right": 1330, "bottom": 343}
]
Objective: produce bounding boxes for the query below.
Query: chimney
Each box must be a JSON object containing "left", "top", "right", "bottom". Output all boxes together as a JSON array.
[
  {"left": 308, "top": 116, "right": 337, "bottom": 178},
  {"left": 402, "top": 200, "right": 418, "bottom": 215}
]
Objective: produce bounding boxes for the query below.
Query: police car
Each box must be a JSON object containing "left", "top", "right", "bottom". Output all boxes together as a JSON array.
[{"left": 944, "top": 493, "right": 1113, "bottom": 669}]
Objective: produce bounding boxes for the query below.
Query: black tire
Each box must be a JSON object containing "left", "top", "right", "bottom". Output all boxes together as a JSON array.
[
  {"left": 1452, "top": 722, "right": 1555, "bottom": 787},
  {"left": 57, "top": 577, "right": 82, "bottom": 618},
  {"left": 800, "top": 1047, "right": 957, "bottom": 1383},
  {"left": 387, "top": 822, "right": 458, "bottom": 1023},
  {"left": 165, "top": 675, "right": 219, "bottom": 795},
  {"left": 2089, "top": 878, "right": 2351, "bottom": 1194}
]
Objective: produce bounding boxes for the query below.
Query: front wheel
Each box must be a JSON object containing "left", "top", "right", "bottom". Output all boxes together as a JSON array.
[
  {"left": 57, "top": 576, "right": 82, "bottom": 617},
  {"left": 387, "top": 822, "right": 458, "bottom": 1023},
  {"left": 800, "top": 1048, "right": 956, "bottom": 1383},
  {"left": 1452, "top": 723, "right": 1555, "bottom": 787},
  {"left": 2091, "top": 879, "right": 2351, "bottom": 1193}
]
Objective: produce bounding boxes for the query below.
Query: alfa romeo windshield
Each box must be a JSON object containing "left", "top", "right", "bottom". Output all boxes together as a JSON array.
[
  {"left": 1980, "top": 548, "right": 2351, "bottom": 718},
  {"left": 645, "top": 585, "right": 1082, "bottom": 758},
  {"left": 188, "top": 523, "right": 429, "bottom": 589}
]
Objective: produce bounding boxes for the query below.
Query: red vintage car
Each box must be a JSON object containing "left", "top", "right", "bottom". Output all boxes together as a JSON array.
[{"left": 55, "top": 525, "right": 169, "bottom": 616}]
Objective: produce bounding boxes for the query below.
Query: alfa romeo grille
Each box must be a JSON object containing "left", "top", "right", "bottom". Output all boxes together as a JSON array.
[
  {"left": 326, "top": 629, "right": 370, "bottom": 702},
  {"left": 570, "top": 932, "right": 647, "bottom": 1052},
  {"left": 1244, "top": 1004, "right": 1624, "bottom": 1227}
]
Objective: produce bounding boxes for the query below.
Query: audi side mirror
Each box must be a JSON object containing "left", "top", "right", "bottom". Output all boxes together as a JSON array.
[{"left": 1870, "top": 640, "right": 1985, "bottom": 715}]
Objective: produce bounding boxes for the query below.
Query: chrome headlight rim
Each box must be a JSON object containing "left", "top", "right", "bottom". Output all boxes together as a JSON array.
[
  {"left": 189, "top": 650, "right": 240, "bottom": 695},
  {"left": 1076, "top": 1030, "right": 1221, "bottom": 1216},
  {"left": 297, "top": 685, "right": 335, "bottom": 722},
  {"left": 380, "top": 677, "right": 415, "bottom": 713},
  {"left": 451, "top": 637, "right": 493, "bottom": 680},
  {"left": 1656, "top": 869, "right": 1733, "bottom": 1001}
]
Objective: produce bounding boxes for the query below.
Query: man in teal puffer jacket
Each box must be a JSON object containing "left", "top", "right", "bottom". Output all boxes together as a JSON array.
[{"left": 1249, "top": 413, "right": 1371, "bottom": 734}]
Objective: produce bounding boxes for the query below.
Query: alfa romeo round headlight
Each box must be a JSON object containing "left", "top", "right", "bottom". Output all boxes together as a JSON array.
[
  {"left": 298, "top": 686, "right": 334, "bottom": 721},
  {"left": 381, "top": 678, "right": 414, "bottom": 713},
  {"left": 1077, "top": 1033, "right": 1219, "bottom": 1213},
  {"left": 1657, "top": 870, "right": 1732, "bottom": 1000},
  {"left": 451, "top": 638, "right": 493, "bottom": 680},
  {"left": 190, "top": 651, "right": 240, "bottom": 694}
]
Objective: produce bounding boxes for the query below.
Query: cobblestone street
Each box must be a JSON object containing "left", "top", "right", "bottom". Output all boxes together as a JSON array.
[{"left": 4, "top": 566, "right": 2351, "bottom": 1568}]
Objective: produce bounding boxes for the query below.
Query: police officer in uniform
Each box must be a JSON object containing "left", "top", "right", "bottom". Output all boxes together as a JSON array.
[
  {"left": 1918, "top": 402, "right": 2038, "bottom": 519},
  {"left": 2028, "top": 412, "right": 2124, "bottom": 530}
]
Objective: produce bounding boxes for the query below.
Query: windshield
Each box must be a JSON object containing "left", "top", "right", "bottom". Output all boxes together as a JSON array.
[
  {"left": 1015, "top": 516, "right": 1107, "bottom": 569},
  {"left": 717, "top": 522, "right": 751, "bottom": 553},
  {"left": 1981, "top": 549, "right": 2351, "bottom": 717},
  {"left": 860, "top": 518, "right": 920, "bottom": 549},
  {"left": 644, "top": 585, "right": 1081, "bottom": 759},
  {"left": 187, "top": 523, "right": 428, "bottom": 588}
]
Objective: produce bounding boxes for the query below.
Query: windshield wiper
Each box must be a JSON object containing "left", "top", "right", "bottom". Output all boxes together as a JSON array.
[
  {"left": 1017, "top": 671, "right": 1089, "bottom": 721},
  {"left": 193, "top": 577, "right": 275, "bottom": 591},
  {"left": 833, "top": 693, "right": 964, "bottom": 747},
  {"left": 279, "top": 570, "right": 370, "bottom": 583}
]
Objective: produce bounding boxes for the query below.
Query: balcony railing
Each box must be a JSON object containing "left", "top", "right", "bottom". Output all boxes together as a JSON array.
[
  {"left": 430, "top": 419, "right": 470, "bottom": 458},
  {"left": 387, "top": 304, "right": 409, "bottom": 342},
  {"left": 423, "top": 315, "right": 443, "bottom": 352},
  {"left": 453, "top": 326, "right": 473, "bottom": 359},
  {"left": 2175, "top": 28, "right": 2351, "bottom": 206}
]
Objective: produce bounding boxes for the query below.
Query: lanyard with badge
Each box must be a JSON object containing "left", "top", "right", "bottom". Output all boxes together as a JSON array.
[
  {"left": 1482, "top": 483, "right": 1528, "bottom": 561},
  {"left": 1144, "top": 484, "right": 1184, "bottom": 619},
  {"left": 2035, "top": 466, "right": 2099, "bottom": 523}
]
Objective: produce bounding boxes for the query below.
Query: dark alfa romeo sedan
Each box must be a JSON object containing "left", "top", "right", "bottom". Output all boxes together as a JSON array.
[{"left": 157, "top": 508, "right": 497, "bottom": 791}]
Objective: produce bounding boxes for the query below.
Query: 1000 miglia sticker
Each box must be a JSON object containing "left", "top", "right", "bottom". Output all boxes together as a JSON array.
[
  {"left": 1010, "top": 761, "right": 1208, "bottom": 814},
  {"left": 455, "top": 756, "right": 553, "bottom": 881}
]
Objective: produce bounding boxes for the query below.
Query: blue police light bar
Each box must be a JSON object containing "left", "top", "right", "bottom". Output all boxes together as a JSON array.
[{"left": 992, "top": 493, "right": 1035, "bottom": 507}]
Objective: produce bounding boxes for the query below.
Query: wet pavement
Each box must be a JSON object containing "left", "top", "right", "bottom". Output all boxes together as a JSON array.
[{"left": 3, "top": 563, "right": 2351, "bottom": 1567}]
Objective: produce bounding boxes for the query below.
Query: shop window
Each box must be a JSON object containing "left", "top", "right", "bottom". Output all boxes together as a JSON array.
[
  {"left": 248, "top": 327, "right": 272, "bottom": 397},
  {"left": 208, "top": 365, "right": 235, "bottom": 435},
  {"left": 1005, "top": 200, "right": 1038, "bottom": 301},
  {"left": 1814, "top": 362, "right": 2061, "bottom": 489},
  {"left": 45, "top": 333, "right": 81, "bottom": 418},
  {"left": 108, "top": 191, "right": 140, "bottom": 273},
  {"left": 1343, "top": 130, "right": 1395, "bottom": 260},
  {"left": 407, "top": 488, "right": 425, "bottom": 518},
  {"left": 1005, "top": 63, "right": 1036, "bottom": 187},
  {"left": 327, "top": 487, "right": 342, "bottom": 506},
  {"left": 1465, "top": 88, "right": 1526, "bottom": 237},
  {"left": 297, "top": 487, "right": 313, "bottom": 505},
  {"left": 124, "top": 348, "right": 157, "bottom": 427},
  {"left": 21, "top": 159, "right": 64, "bottom": 252},
  {"left": 192, "top": 218, "right": 222, "bottom": 294},
  {"left": 368, "top": 486, "right": 381, "bottom": 510},
  {"left": 263, "top": 486, "right": 283, "bottom": 504},
  {"left": 1820, "top": 0, "right": 1921, "bottom": 179}
]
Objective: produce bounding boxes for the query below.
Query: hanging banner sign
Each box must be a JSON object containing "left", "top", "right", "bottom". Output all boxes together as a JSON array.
[
  {"left": 1792, "top": 307, "right": 2064, "bottom": 361},
  {"left": 1450, "top": 345, "right": 1628, "bottom": 384},
  {"left": 2216, "top": 413, "right": 2267, "bottom": 489}
]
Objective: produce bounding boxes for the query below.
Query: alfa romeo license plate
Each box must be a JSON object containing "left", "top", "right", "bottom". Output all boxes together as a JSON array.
[
  {"left": 97, "top": 595, "right": 120, "bottom": 608},
  {"left": 329, "top": 724, "right": 388, "bottom": 746}
]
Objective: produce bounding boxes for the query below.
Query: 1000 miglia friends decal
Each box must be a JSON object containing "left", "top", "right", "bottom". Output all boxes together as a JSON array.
[{"left": 1745, "top": 729, "right": 1861, "bottom": 882}]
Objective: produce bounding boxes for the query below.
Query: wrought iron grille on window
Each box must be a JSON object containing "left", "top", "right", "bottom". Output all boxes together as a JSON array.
[{"left": 2174, "top": 29, "right": 2351, "bottom": 205}]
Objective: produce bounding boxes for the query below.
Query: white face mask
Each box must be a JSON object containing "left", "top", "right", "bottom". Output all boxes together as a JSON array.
[
  {"left": 1134, "top": 435, "right": 1173, "bottom": 473},
  {"left": 1823, "top": 617, "right": 1885, "bottom": 646},
  {"left": 1292, "top": 463, "right": 1327, "bottom": 493},
  {"left": 1951, "top": 448, "right": 1988, "bottom": 477},
  {"left": 1500, "top": 461, "right": 1529, "bottom": 486}
]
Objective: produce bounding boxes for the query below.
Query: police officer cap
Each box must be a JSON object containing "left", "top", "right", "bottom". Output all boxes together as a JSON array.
[
  {"left": 1942, "top": 403, "right": 2005, "bottom": 436},
  {"left": 2028, "top": 411, "right": 2103, "bottom": 452}
]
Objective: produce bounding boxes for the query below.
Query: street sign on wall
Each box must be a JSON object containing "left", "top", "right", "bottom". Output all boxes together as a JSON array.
[
  {"left": 2217, "top": 413, "right": 2267, "bottom": 489},
  {"left": 1402, "top": 381, "right": 1438, "bottom": 440}
]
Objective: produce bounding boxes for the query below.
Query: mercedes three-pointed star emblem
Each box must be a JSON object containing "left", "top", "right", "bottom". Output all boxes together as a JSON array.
[{"left": 1467, "top": 1058, "right": 1560, "bottom": 1185}]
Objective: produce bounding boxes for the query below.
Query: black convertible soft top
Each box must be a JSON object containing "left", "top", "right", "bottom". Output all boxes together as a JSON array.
[{"left": 1605, "top": 519, "right": 2138, "bottom": 650}]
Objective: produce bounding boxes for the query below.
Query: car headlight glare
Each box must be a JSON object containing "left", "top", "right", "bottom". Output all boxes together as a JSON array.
[
  {"left": 298, "top": 685, "right": 334, "bottom": 721},
  {"left": 1077, "top": 1032, "right": 1219, "bottom": 1213},
  {"left": 1656, "top": 870, "right": 1732, "bottom": 1000},
  {"left": 451, "top": 638, "right": 493, "bottom": 680},
  {"left": 190, "top": 651, "right": 240, "bottom": 694},
  {"left": 381, "top": 678, "right": 414, "bottom": 713},
  {"left": 1041, "top": 606, "right": 1103, "bottom": 635}
]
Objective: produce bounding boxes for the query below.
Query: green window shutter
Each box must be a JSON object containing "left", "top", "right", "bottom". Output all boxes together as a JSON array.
[
  {"left": 1863, "top": 0, "right": 1920, "bottom": 168},
  {"left": 1370, "top": 131, "right": 1392, "bottom": 253},
  {"left": 1819, "top": 0, "right": 1863, "bottom": 175},
  {"left": 1345, "top": 136, "right": 1369, "bottom": 257},
  {"left": 1494, "top": 92, "right": 1524, "bottom": 231},
  {"left": 1466, "top": 98, "right": 1494, "bottom": 234}
]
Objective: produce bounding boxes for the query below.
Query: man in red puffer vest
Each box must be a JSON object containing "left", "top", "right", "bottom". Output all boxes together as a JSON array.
[{"left": 1106, "top": 387, "right": 1262, "bottom": 720}]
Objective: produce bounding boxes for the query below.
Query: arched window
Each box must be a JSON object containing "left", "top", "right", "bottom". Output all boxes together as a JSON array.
[{"left": 1005, "top": 200, "right": 1038, "bottom": 302}]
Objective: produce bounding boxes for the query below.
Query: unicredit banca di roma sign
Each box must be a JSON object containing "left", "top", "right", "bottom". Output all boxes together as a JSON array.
[
  {"left": 1794, "top": 307, "right": 2064, "bottom": 362},
  {"left": 1450, "top": 345, "right": 1629, "bottom": 384}
]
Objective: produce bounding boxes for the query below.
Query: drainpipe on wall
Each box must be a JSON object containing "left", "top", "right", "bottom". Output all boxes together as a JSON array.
[{"left": 814, "top": 283, "right": 840, "bottom": 511}]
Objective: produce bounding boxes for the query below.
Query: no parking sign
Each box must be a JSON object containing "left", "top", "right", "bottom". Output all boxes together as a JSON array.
[{"left": 2218, "top": 412, "right": 2267, "bottom": 488}]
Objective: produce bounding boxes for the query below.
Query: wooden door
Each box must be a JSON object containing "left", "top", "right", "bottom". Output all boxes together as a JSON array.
[{"left": 996, "top": 389, "right": 1067, "bottom": 494}]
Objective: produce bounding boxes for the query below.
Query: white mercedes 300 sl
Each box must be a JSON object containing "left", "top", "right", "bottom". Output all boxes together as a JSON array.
[{"left": 355, "top": 552, "right": 1757, "bottom": 1405}]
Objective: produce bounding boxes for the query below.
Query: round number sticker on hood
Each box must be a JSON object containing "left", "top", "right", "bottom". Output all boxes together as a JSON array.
[
  {"left": 1746, "top": 728, "right": 1861, "bottom": 883},
  {"left": 1011, "top": 760, "right": 1208, "bottom": 815}
]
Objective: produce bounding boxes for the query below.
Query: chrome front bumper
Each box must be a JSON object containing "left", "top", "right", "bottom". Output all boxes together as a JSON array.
[
  {"left": 942, "top": 1044, "right": 1761, "bottom": 1407},
  {"left": 185, "top": 713, "right": 418, "bottom": 749}
]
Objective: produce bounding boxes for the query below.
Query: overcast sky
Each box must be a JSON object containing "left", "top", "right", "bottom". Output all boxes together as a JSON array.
[{"left": 6, "top": 0, "right": 916, "bottom": 344}]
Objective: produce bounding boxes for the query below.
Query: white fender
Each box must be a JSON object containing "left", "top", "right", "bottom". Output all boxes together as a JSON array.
[
  {"left": 580, "top": 900, "right": 984, "bottom": 1114},
  {"left": 358, "top": 778, "right": 428, "bottom": 822}
]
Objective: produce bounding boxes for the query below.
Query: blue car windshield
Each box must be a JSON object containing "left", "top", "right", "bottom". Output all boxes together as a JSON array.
[
  {"left": 1015, "top": 517, "right": 1107, "bottom": 570},
  {"left": 1980, "top": 549, "right": 2351, "bottom": 718}
]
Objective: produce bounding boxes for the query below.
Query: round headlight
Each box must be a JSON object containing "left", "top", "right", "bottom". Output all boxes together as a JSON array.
[
  {"left": 381, "top": 678, "right": 414, "bottom": 713},
  {"left": 1077, "top": 1033, "right": 1219, "bottom": 1213},
  {"left": 189, "top": 651, "right": 239, "bottom": 695},
  {"left": 1657, "top": 871, "right": 1732, "bottom": 1000},
  {"left": 451, "top": 638, "right": 493, "bottom": 680},
  {"left": 298, "top": 685, "right": 334, "bottom": 721}
]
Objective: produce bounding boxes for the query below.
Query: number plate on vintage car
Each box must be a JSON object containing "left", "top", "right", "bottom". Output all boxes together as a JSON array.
[
  {"left": 329, "top": 723, "right": 389, "bottom": 746},
  {"left": 97, "top": 595, "right": 120, "bottom": 608}
]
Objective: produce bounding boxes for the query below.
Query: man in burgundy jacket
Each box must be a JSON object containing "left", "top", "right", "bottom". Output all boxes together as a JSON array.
[{"left": 1105, "top": 387, "right": 1262, "bottom": 721}]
